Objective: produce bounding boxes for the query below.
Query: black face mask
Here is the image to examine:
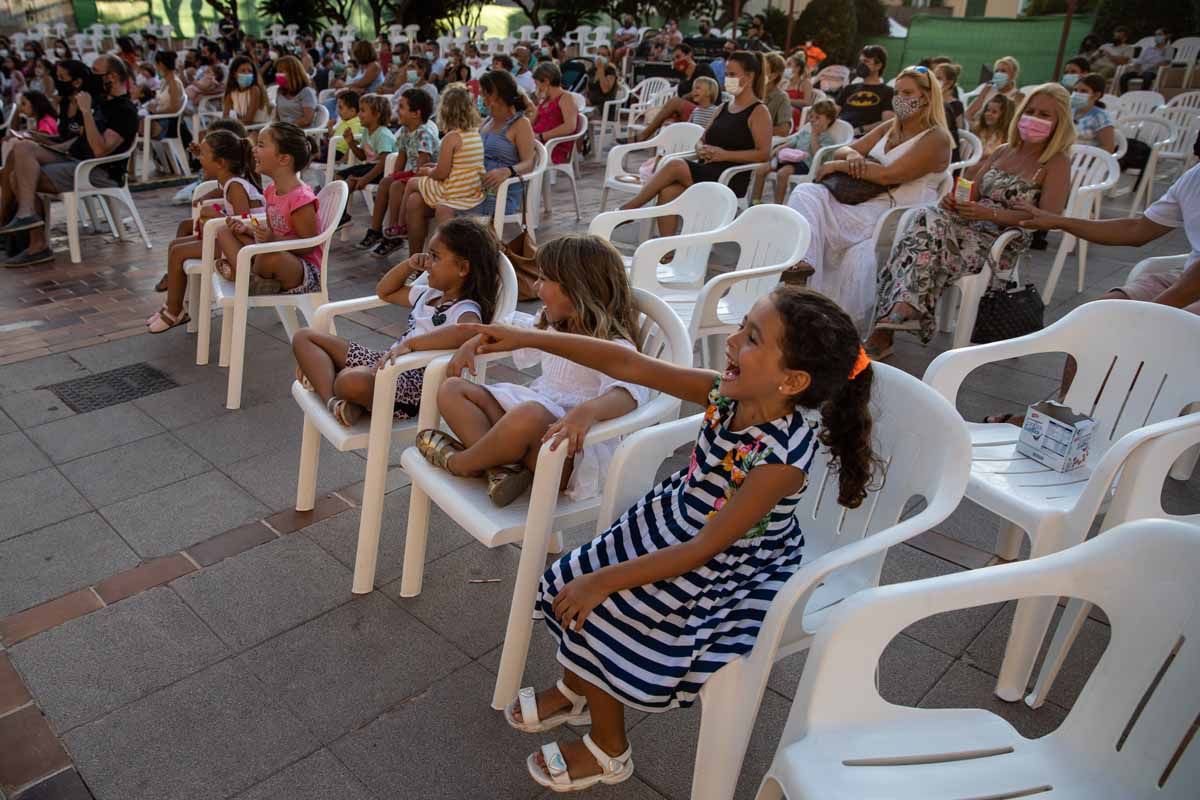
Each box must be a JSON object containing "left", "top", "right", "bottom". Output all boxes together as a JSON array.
[
  {"left": 854, "top": 62, "right": 872, "bottom": 79},
  {"left": 54, "top": 78, "right": 76, "bottom": 96}
]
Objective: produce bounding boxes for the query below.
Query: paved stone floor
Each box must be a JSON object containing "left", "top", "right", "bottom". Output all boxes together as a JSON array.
[{"left": 0, "top": 157, "right": 1196, "bottom": 800}]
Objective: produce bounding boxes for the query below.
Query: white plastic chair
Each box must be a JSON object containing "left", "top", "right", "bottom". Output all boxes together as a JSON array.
[
  {"left": 1027, "top": 411, "right": 1200, "bottom": 710},
  {"left": 627, "top": 204, "right": 811, "bottom": 368},
  {"left": 492, "top": 141, "right": 548, "bottom": 238},
  {"left": 951, "top": 128, "right": 982, "bottom": 176},
  {"left": 783, "top": 122, "right": 855, "bottom": 195},
  {"left": 1115, "top": 90, "right": 1166, "bottom": 121},
  {"left": 1113, "top": 38, "right": 1157, "bottom": 89},
  {"left": 294, "top": 259, "right": 519, "bottom": 577},
  {"left": 1114, "top": 114, "right": 1178, "bottom": 212},
  {"left": 628, "top": 362, "right": 969, "bottom": 800},
  {"left": 1165, "top": 90, "right": 1200, "bottom": 114},
  {"left": 614, "top": 77, "right": 672, "bottom": 141},
  {"left": 38, "top": 145, "right": 152, "bottom": 265},
  {"left": 588, "top": 181, "right": 738, "bottom": 274},
  {"left": 598, "top": 122, "right": 704, "bottom": 211},
  {"left": 182, "top": 179, "right": 221, "bottom": 334},
  {"left": 203, "top": 180, "right": 349, "bottom": 409},
  {"left": 137, "top": 100, "right": 190, "bottom": 181},
  {"left": 754, "top": 518, "right": 1200, "bottom": 800},
  {"left": 1042, "top": 145, "right": 1122, "bottom": 302},
  {"left": 541, "top": 111, "right": 587, "bottom": 220},
  {"left": 1156, "top": 36, "right": 1200, "bottom": 91},
  {"left": 923, "top": 299, "right": 1200, "bottom": 703},
  {"left": 396, "top": 289, "right": 692, "bottom": 710},
  {"left": 624, "top": 86, "right": 675, "bottom": 140},
  {"left": 1142, "top": 107, "right": 1200, "bottom": 210},
  {"left": 593, "top": 82, "right": 630, "bottom": 162}
]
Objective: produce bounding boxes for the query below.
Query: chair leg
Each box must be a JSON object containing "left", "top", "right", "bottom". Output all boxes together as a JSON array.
[
  {"left": 63, "top": 192, "right": 81, "bottom": 263},
  {"left": 225, "top": 298, "right": 250, "bottom": 409},
  {"left": 599, "top": 185, "right": 608, "bottom": 212},
  {"left": 1041, "top": 235, "right": 1072, "bottom": 304},
  {"left": 196, "top": 274, "right": 214, "bottom": 365},
  {"left": 141, "top": 135, "right": 152, "bottom": 182},
  {"left": 185, "top": 273, "right": 198, "bottom": 333},
  {"left": 296, "top": 415, "right": 320, "bottom": 511},
  {"left": 995, "top": 591, "right": 1060, "bottom": 703},
  {"left": 568, "top": 172, "right": 580, "bottom": 220},
  {"left": 397, "top": 484, "right": 432, "bottom": 597},
  {"left": 995, "top": 521, "right": 1024, "bottom": 561},
  {"left": 691, "top": 661, "right": 764, "bottom": 800},
  {"left": 218, "top": 304, "right": 233, "bottom": 368},
  {"left": 276, "top": 306, "right": 302, "bottom": 340},
  {"left": 1025, "top": 597, "right": 1090, "bottom": 709}
]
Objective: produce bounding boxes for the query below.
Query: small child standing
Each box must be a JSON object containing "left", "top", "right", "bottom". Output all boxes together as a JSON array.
[
  {"left": 751, "top": 98, "right": 839, "bottom": 205},
  {"left": 326, "top": 89, "right": 362, "bottom": 159},
  {"left": 470, "top": 287, "right": 877, "bottom": 793},
  {"left": 417, "top": 235, "right": 649, "bottom": 508},
  {"left": 291, "top": 217, "right": 504, "bottom": 425},
  {"left": 367, "top": 88, "right": 439, "bottom": 257},
  {"left": 147, "top": 130, "right": 263, "bottom": 332},
  {"left": 400, "top": 84, "right": 484, "bottom": 254},
  {"left": 218, "top": 122, "right": 322, "bottom": 296},
  {"left": 338, "top": 93, "right": 397, "bottom": 233}
]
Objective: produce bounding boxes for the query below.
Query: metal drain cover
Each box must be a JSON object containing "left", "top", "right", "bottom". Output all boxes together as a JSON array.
[{"left": 46, "top": 363, "right": 178, "bottom": 413}]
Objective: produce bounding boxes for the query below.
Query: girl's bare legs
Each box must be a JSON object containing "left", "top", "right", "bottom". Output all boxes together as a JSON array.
[
  {"left": 436, "top": 379, "right": 558, "bottom": 476},
  {"left": 253, "top": 251, "right": 305, "bottom": 290},
  {"left": 370, "top": 175, "right": 395, "bottom": 231},
  {"left": 175, "top": 218, "right": 194, "bottom": 237},
  {"left": 619, "top": 157, "right": 691, "bottom": 210},
  {"left": 385, "top": 178, "right": 408, "bottom": 228},
  {"left": 750, "top": 162, "right": 772, "bottom": 203},
  {"left": 405, "top": 189, "right": 435, "bottom": 253},
  {"left": 773, "top": 165, "right": 797, "bottom": 204},
  {"left": 163, "top": 238, "right": 202, "bottom": 314},
  {"left": 214, "top": 226, "right": 247, "bottom": 273},
  {"left": 291, "top": 330, "right": 351, "bottom": 403}
]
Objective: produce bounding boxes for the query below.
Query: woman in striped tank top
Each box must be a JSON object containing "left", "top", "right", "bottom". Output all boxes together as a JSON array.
[
  {"left": 402, "top": 84, "right": 485, "bottom": 253},
  {"left": 467, "top": 287, "right": 880, "bottom": 792}
]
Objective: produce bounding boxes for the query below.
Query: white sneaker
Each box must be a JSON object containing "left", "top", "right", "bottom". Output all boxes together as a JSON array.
[{"left": 172, "top": 180, "right": 201, "bottom": 205}]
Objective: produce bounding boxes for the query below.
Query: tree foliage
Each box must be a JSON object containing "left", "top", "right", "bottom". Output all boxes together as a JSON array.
[
  {"left": 1092, "top": 0, "right": 1196, "bottom": 40},
  {"left": 1023, "top": 0, "right": 1097, "bottom": 14},
  {"left": 855, "top": 0, "right": 889, "bottom": 38},
  {"left": 795, "top": 0, "right": 857, "bottom": 64}
]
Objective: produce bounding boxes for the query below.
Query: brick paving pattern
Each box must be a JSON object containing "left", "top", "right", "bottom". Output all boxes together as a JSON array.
[{"left": 0, "top": 157, "right": 1195, "bottom": 799}]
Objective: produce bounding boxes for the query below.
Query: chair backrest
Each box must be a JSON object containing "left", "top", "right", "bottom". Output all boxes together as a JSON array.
[
  {"left": 1066, "top": 144, "right": 1121, "bottom": 214},
  {"left": 308, "top": 104, "right": 330, "bottom": 132},
  {"left": 493, "top": 141, "right": 548, "bottom": 235},
  {"left": 1117, "top": 90, "right": 1167, "bottom": 121},
  {"left": 787, "top": 518, "right": 1200, "bottom": 799},
  {"left": 1101, "top": 92, "right": 1122, "bottom": 112},
  {"left": 952, "top": 129, "right": 982, "bottom": 173},
  {"left": 1170, "top": 36, "right": 1200, "bottom": 66},
  {"left": 1165, "top": 90, "right": 1200, "bottom": 114},
  {"left": 589, "top": 182, "right": 739, "bottom": 280},
  {"left": 651, "top": 121, "right": 704, "bottom": 157},
  {"left": 1117, "top": 113, "right": 1177, "bottom": 154},
  {"left": 1155, "top": 106, "right": 1200, "bottom": 157},
  {"left": 313, "top": 181, "right": 350, "bottom": 278},
  {"left": 628, "top": 204, "right": 810, "bottom": 319},
  {"left": 1042, "top": 300, "right": 1200, "bottom": 465},
  {"left": 627, "top": 288, "right": 693, "bottom": 409},
  {"left": 633, "top": 76, "right": 671, "bottom": 103}
]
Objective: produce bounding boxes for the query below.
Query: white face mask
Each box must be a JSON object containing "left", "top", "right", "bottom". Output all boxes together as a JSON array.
[
  {"left": 783, "top": 68, "right": 794, "bottom": 80},
  {"left": 724, "top": 76, "right": 740, "bottom": 94}
]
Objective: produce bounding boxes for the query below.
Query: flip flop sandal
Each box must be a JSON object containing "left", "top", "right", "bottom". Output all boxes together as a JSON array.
[
  {"left": 983, "top": 413, "right": 1023, "bottom": 426},
  {"left": 154, "top": 273, "right": 169, "bottom": 292},
  {"left": 504, "top": 680, "right": 591, "bottom": 734},
  {"left": 147, "top": 304, "right": 167, "bottom": 325},
  {"left": 487, "top": 463, "right": 534, "bottom": 508},
  {"left": 215, "top": 258, "right": 235, "bottom": 281},
  {"left": 248, "top": 273, "right": 283, "bottom": 295},
  {"left": 326, "top": 397, "right": 364, "bottom": 427},
  {"left": 146, "top": 307, "right": 190, "bottom": 334},
  {"left": 295, "top": 366, "right": 313, "bottom": 391},
  {"left": 527, "top": 735, "right": 634, "bottom": 793},
  {"left": 416, "top": 429, "right": 465, "bottom": 470},
  {"left": 382, "top": 225, "right": 407, "bottom": 239}
]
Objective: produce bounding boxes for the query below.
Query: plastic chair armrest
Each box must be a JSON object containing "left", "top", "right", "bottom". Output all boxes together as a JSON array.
[{"left": 312, "top": 295, "right": 391, "bottom": 332}]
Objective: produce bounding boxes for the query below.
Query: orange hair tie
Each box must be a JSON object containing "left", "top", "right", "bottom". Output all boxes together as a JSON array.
[{"left": 848, "top": 346, "right": 871, "bottom": 381}]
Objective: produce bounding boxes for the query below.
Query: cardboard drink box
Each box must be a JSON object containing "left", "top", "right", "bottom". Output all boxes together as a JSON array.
[{"left": 1015, "top": 401, "right": 1096, "bottom": 473}]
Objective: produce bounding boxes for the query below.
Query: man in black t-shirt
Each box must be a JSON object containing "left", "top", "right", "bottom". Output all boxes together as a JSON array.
[
  {"left": 836, "top": 45, "right": 895, "bottom": 135},
  {"left": 627, "top": 43, "right": 716, "bottom": 143},
  {"left": 0, "top": 55, "right": 140, "bottom": 266}
]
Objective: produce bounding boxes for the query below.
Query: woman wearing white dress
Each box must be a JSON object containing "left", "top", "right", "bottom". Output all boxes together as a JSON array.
[{"left": 786, "top": 65, "right": 953, "bottom": 329}]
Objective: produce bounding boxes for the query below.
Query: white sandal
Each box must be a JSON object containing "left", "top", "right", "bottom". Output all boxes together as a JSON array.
[
  {"left": 504, "top": 680, "right": 591, "bottom": 733},
  {"left": 527, "top": 734, "right": 634, "bottom": 793}
]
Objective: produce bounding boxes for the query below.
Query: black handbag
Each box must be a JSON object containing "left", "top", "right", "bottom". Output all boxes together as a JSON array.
[
  {"left": 970, "top": 278, "right": 1045, "bottom": 344},
  {"left": 817, "top": 171, "right": 894, "bottom": 205}
]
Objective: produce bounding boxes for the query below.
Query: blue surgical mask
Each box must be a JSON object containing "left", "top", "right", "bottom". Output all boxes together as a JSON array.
[
  {"left": 237, "top": 72, "right": 253, "bottom": 88},
  {"left": 991, "top": 72, "right": 1010, "bottom": 89},
  {"left": 1070, "top": 91, "right": 1090, "bottom": 112},
  {"left": 1061, "top": 73, "right": 1079, "bottom": 88},
  {"left": 407, "top": 69, "right": 418, "bottom": 83},
  {"left": 1155, "top": 34, "right": 1166, "bottom": 46}
]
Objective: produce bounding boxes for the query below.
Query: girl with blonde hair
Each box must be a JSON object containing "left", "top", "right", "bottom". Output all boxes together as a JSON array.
[
  {"left": 867, "top": 83, "right": 1073, "bottom": 357},
  {"left": 785, "top": 64, "right": 954, "bottom": 329},
  {"left": 402, "top": 83, "right": 484, "bottom": 253},
  {"left": 417, "top": 234, "right": 648, "bottom": 507}
]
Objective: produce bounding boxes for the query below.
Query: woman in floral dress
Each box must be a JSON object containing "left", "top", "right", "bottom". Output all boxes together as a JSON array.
[{"left": 865, "top": 84, "right": 1075, "bottom": 358}]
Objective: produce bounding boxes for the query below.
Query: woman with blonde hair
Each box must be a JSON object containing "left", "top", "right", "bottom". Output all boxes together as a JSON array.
[
  {"left": 786, "top": 65, "right": 954, "bottom": 329},
  {"left": 272, "top": 55, "right": 317, "bottom": 128},
  {"left": 866, "top": 83, "right": 1073, "bottom": 357},
  {"left": 763, "top": 51, "right": 796, "bottom": 136},
  {"left": 967, "top": 56, "right": 1025, "bottom": 126},
  {"left": 403, "top": 84, "right": 484, "bottom": 253}
]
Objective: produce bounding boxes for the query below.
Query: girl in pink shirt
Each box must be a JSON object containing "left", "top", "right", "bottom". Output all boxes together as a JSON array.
[
  {"left": 21, "top": 91, "right": 57, "bottom": 136},
  {"left": 218, "top": 122, "right": 323, "bottom": 295}
]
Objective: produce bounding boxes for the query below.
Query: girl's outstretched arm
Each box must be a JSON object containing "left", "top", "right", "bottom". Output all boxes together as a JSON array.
[
  {"left": 464, "top": 323, "right": 716, "bottom": 406},
  {"left": 553, "top": 464, "right": 808, "bottom": 631}
]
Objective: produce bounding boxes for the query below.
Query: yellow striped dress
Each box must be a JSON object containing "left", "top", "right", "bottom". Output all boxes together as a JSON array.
[{"left": 416, "top": 128, "right": 485, "bottom": 210}]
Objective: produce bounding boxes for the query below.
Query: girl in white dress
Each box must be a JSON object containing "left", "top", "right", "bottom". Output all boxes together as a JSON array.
[
  {"left": 417, "top": 235, "right": 650, "bottom": 508},
  {"left": 786, "top": 66, "right": 953, "bottom": 330}
]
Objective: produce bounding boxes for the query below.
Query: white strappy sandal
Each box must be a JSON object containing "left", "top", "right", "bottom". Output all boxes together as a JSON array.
[
  {"left": 527, "top": 734, "right": 634, "bottom": 793},
  {"left": 504, "top": 680, "right": 591, "bottom": 733}
]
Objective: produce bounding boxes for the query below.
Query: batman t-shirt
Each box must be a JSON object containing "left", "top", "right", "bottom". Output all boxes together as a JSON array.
[{"left": 836, "top": 82, "right": 895, "bottom": 132}]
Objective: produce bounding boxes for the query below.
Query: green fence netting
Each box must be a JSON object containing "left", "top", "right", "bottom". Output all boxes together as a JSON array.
[{"left": 862, "top": 12, "right": 1095, "bottom": 89}]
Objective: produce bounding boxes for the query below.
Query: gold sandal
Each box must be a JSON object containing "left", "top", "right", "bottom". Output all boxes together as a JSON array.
[
  {"left": 326, "top": 397, "right": 364, "bottom": 427},
  {"left": 416, "top": 429, "right": 465, "bottom": 471},
  {"left": 487, "top": 463, "right": 534, "bottom": 508},
  {"left": 295, "top": 366, "right": 313, "bottom": 391}
]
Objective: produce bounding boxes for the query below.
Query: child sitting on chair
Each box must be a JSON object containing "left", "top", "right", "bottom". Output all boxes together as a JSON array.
[{"left": 750, "top": 98, "right": 839, "bottom": 205}]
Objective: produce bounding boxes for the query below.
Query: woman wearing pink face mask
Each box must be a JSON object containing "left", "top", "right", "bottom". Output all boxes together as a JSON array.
[
  {"left": 271, "top": 55, "right": 317, "bottom": 128},
  {"left": 866, "top": 83, "right": 1073, "bottom": 359}
]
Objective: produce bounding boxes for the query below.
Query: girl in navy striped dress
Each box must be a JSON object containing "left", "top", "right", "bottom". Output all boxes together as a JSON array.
[{"left": 465, "top": 286, "right": 878, "bottom": 793}]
